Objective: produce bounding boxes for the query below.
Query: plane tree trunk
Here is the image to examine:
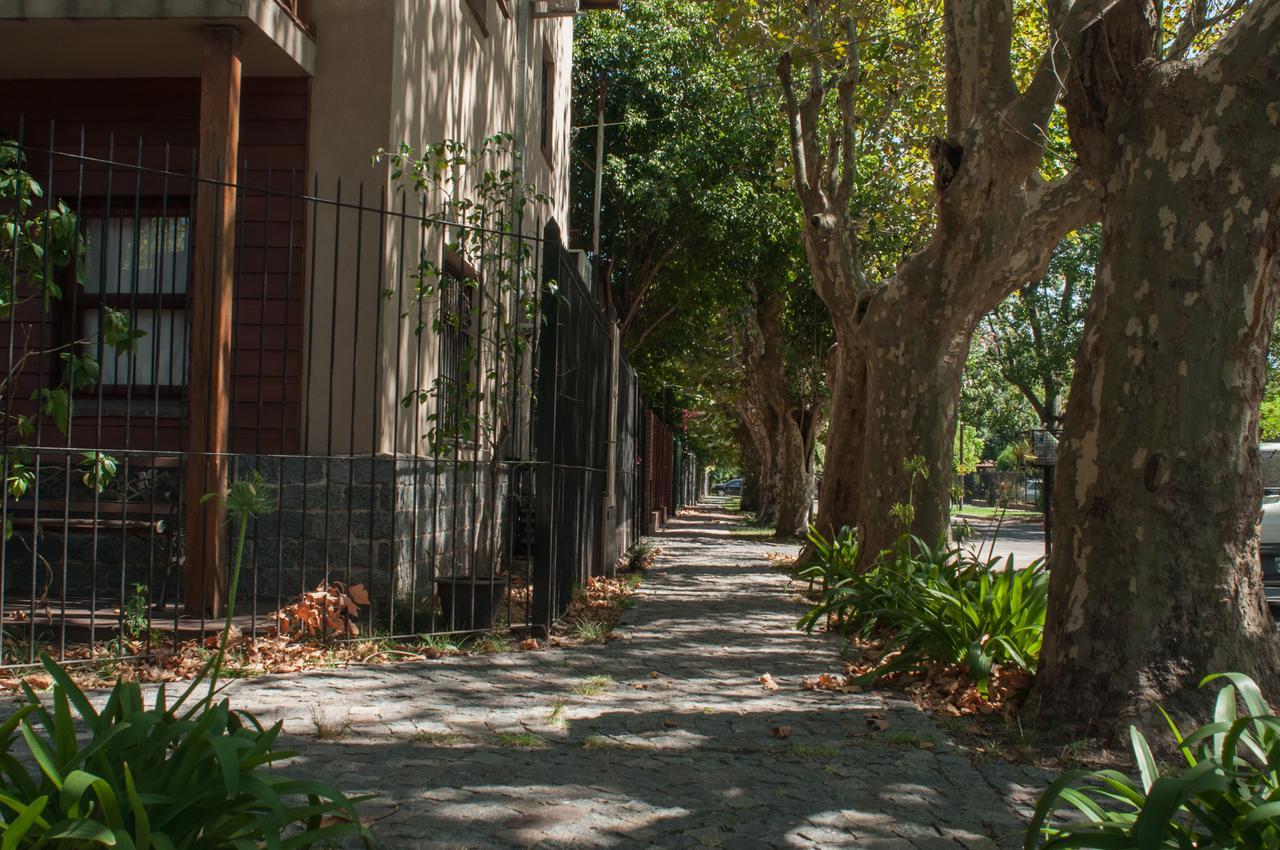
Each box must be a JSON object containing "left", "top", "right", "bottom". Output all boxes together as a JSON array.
[
  {"left": 1034, "top": 0, "right": 1280, "bottom": 734},
  {"left": 781, "top": 1, "right": 1099, "bottom": 565},
  {"left": 737, "top": 394, "right": 780, "bottom": 526},
  {"left": 737, "top": 421, "right": 762, "bottom": 513},
  {"left": 810, "top": 340, "right": 867, "bottom": 545},
  {"left": 739, "top": 285, "right": 820, "bottom": 534},
  {"left": 854, "top": 290, "right": 970, "bottom": 559}
]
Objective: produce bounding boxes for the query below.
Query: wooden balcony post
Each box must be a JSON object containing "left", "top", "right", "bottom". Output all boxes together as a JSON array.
[{"left": 183, "top": 26, "right": 241, "bottom": 617}]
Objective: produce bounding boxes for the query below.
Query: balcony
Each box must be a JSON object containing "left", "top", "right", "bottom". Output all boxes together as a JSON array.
[
  {"left": 272, "top": 0, "right": 313, "bottom": 33},
  {"left": 0, "top": 1, "right": 316, "bottom": 79}
]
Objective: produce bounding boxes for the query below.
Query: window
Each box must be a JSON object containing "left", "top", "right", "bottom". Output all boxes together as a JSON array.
[
  {"left": 80, "top": 213, "right": 190, "bottom": 392},
  {"left": 436, "top": 254, "right": 477, "bottom": 443},
  {"left": 540, "top": 51, "right": 555, "bottom": 162},
  {"left": 464, "top": 0, "right": 488, "bottom": 35}
]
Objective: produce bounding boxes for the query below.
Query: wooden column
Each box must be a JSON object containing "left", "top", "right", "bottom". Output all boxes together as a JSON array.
[{"left": 183, "top": 27, "right": 242, "bottom": 617}]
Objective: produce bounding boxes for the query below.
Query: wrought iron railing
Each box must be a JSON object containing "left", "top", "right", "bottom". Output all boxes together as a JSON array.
[{"left": 0, "top": 126, "right": 685, "bottom": 670}]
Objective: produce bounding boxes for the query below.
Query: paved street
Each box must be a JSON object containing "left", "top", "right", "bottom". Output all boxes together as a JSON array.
[
  {"left": 209, "top": 504, "right": 1048, "bottom": 849},
  {"left": 957, "top": 516, "right": 1049, "bottom": 567}
]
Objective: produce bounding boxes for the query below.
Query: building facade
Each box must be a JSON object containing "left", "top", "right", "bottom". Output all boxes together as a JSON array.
[{"left": 0, "top": 0, "right": 619, "bottom": 617}]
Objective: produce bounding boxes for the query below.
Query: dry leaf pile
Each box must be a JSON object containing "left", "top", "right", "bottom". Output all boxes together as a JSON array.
[
  {"left": 273, "top": 582, "right": 370, "bottom": 639},
  {"left": 801, "top": 672, "right": 861, "bottom": 693},
  {"left": 832, "top": 638, "right": 1032, "bottom": 717},
  {"left": 555, "top": 573, "right": 642, "bottom": 640},
  {"left": 765, "top": 550, "right": 797, "bottom": 570},
  {"left": 504, "top": 577, "right": 534, "bottom": 609},
  {"left": 0, "top": 577, "right": 557, "bottom": 694}
]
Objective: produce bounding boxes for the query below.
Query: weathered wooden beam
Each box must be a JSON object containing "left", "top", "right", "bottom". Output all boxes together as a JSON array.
[{"left": 183, "top": 26, "right": 241, "bottom": 617}]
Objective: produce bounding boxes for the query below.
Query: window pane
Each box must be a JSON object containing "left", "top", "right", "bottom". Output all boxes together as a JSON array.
[
  {"left": 437, "top": 275, "right": 475, "bottom": 437},
  {"left": 83, "top": 307, "right": 189, "bottom": 386},
  {"left": 84, "top": 216, "right": 190, "bottom": 295}
]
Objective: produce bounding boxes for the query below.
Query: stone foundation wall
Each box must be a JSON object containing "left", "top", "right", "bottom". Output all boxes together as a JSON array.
[{"left": 1, "top": 454, "right": 513, "bottom": 616}]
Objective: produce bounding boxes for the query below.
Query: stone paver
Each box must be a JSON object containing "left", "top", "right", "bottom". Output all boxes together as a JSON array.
[{"left": 161, "top": 506, "right": 1054, "bottom": 847}]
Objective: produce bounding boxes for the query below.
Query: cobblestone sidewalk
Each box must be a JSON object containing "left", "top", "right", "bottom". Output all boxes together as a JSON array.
[{"left": 219, "top": 503, "right": 1049, "bottom": 849}]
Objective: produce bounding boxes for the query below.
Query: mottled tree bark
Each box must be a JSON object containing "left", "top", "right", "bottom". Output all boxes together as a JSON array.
[
  {"left": 737, "top": 394, "right": 780, "bottom": 526},
  {"left": 739, "top": 285, "right": 820, "bottom": 534},
  {"left": 753, "top": 290, "right": 818, "bottom": 537},
  {"left": 1035, "top": 0, "right": 1280, "bottom": 733},
  {"left": 810, "top": 341, "right": 867, "bottom": 544},
  {"left": 855, "top": 296, "right": 970, "bottom": 558},
  {"left": 737, "top": 421, "right": 762, "bottom": 513}
]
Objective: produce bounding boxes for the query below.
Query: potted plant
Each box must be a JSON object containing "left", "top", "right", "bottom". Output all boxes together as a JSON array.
[{"left": 378, "top": 136, "right": 546, "bottom": 633}]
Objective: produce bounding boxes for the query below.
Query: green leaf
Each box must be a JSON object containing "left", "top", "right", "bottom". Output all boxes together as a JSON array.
[
  {"left": 45, "top": 817, "right": 120, "bottom": 846},
  {"left": 1130, "top": 726, "right": 1160, "bottom": 793},
  {"left": 1, "top": 796, "right": 49, "bottom": 850},
  {"left": 19, "top": 724, "right": 64, "bottom": 789}
]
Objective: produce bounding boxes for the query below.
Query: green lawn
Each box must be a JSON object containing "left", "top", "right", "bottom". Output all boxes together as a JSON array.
[
  {"left": 728, "top": 524, "right": 776, "bottom": 538},
  {"left": 955, "top": 504, "right": 1042, "bottom": 521}
]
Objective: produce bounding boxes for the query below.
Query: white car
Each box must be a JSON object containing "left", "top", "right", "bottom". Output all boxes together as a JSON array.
[{"left": 1259, "top": 492, "right": 1280, "bottom": 607}]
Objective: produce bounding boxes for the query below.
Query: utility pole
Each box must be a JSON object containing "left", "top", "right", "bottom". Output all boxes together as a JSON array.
[
  {"left": 593, "top": 75, "right": 622, "bottom": 571},
  {"left": 591, "top": 74, "right": 606, "bottom": 276}
]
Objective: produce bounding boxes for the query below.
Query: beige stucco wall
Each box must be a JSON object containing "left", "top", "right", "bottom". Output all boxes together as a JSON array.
[{"left": 303, "top": 0, "right": 573, "bottom": 455}]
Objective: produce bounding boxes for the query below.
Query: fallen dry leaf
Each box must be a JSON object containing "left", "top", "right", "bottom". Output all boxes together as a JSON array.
[
  {"left": 663, "top": 719, "right": 680, "bottom": 729},
  {"left": 633, "top": 682, "right": 649, "bottom": 690},
  {"left": 759, "top": 673, "right": 780, "bottom": 691},
  {"left": 802, "top": 672, "right": 849, "bottom": 691},
  {"left": 1009, "top": 745, "right": 1036, "bottom": 763},
  {"left": 865, "top": 714, "right": 890, "bottom": 732},
  {"left": 768, "top": 724, "right": 793, "bottom": 738},
  {"left": 518, "top": 638, "right": 540, "bottom": 651},
  {"left": 649, "top": 670, "right": 661, "bottom": 679}
]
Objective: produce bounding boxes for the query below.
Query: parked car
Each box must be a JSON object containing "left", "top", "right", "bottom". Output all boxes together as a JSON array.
[
  {"left": 712, "top": 478, "right": 742, "bottom": 496},
  {"left": 1259, "top": 492, "right": 1280, "bottom": 608}
]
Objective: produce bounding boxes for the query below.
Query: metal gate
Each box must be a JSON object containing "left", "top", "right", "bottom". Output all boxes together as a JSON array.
[{"left": 532, "top": 220, "right": 613, "bottom": 630}]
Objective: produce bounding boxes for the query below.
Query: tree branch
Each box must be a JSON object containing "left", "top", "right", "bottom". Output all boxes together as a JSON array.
[
  {"left": 835, "top": 15, "right": 861, "bottom": 208},
  {"left": 626, "top": 297, "right": 684, "bottom": 356},
  {"left": 1164, "top": 0, "right": 1252, "bottom": 59},
  {"left": 995, "top": 167, "right": 1101, "bottom": 296},
  {"left": 944, "top": 0, "right": 1017, "bottom": 130},
  {"left": 777, "top": 51, "right": 817, "bottom": 208},
  {"left": 619, "top": 236, "right": 682, "bottom": 336}
]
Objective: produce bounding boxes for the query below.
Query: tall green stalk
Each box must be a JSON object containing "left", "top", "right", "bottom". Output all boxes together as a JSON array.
[{"left": 189, "top": 470, "right": 274, "bottom": 708}]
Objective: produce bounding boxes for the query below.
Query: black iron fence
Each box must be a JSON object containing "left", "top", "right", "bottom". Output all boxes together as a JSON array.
[{"left": 0, "top": 131, "right": 684, "bottom": 669}]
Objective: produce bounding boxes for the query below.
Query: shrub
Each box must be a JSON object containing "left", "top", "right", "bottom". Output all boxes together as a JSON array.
[
  {"left": 799, "top": 533, "right": 1049, "bottom": 695},
  {"left": 796, "top": 526, "right": 859, "bottom": 591},
  {"left": 0, "top": 659, "right": 375, "bottom": 848},
  {"left": 625, "top": 541, "right": 659, "bottom": 572},
  {"left": 1026, "top": 673, "right": 1280, "bottom": 849},
  {"left": 871, "top": 543, "right": 1048, "bottom": 695},
  {"left": 0, "top": 472, "right": 375, "bottom": 848}
]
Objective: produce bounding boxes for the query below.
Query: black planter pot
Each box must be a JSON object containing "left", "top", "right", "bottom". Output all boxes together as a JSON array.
[{"left": 434, "top": 576, "right": 509, "bottom": 632}]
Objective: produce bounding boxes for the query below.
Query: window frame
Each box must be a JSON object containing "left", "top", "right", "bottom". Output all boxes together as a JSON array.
[
  {"left": 72, "top": 203, "right": 192, "bottom": 400},
  {"left": 435, "top": 248, "right": 481, "bottom": 446}
]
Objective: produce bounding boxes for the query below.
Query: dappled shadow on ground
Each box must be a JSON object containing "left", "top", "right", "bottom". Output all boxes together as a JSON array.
[{"left": 193, "top": 505, "right": 1051, "bottom": 847}]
